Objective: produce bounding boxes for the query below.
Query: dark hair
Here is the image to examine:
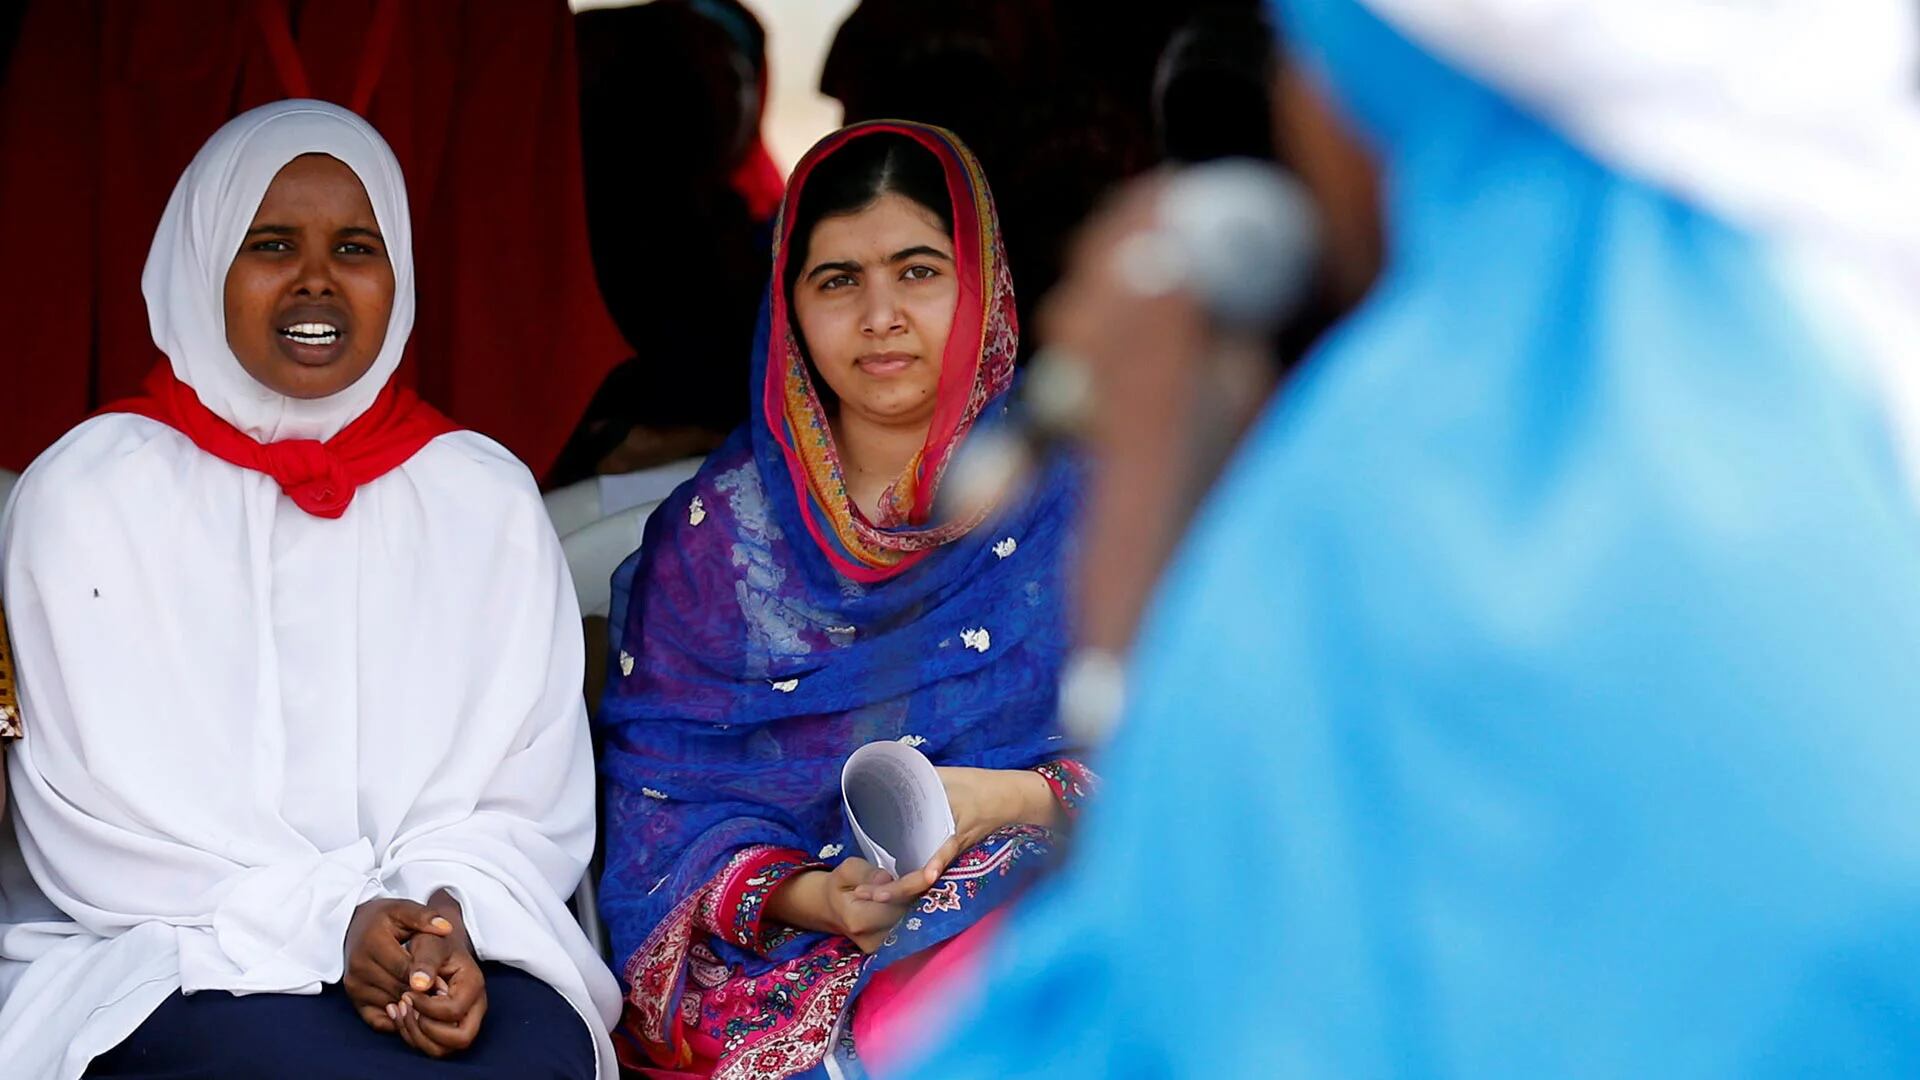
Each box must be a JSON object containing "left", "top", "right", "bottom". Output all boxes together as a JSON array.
[{"left": 782, "top": 132, "right": 954, "bottom": 306}]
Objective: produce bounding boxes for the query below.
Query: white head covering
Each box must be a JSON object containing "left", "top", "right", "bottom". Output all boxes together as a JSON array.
[
  {"left": 143, "top": 98, "right": 415, "bottom": 442},
  {"left": 0, "top": 100, "right": 619, "bottom": 1078}
]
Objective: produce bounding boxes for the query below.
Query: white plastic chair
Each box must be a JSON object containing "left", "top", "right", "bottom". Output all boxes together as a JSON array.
[
  {"left": 541, "top": 457, "right": 702, "bottom": 543},
  {"left": 557, "top": 498, "right": 669, "bottom": 963},
  {"left": 570, "top": 861, "right": 610, "bottom": 965},
  {"left": 541, "top": 476, "right": 603, "bottom": 541},
  {"left": 552, "top": 459, "right": 702, "bottom": 963},
  {"left": 595, "top": 457, "right": 702, "bottom": 518},
  {"left": 560, "top": 501, "right": 662, "bottom": 620}
]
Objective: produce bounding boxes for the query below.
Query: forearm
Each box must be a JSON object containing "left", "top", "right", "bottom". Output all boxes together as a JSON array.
[
  {"left": 764, "top": 869, "right": 840, "bottom": 937},
  {"left": 1012, "top": 767, "right": 1065, "bottom": 831},
  {"left": 692, "top": 846, "right": 832, "bottom": 953}
]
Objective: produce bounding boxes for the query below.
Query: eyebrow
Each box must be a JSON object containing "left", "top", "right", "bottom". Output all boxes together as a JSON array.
[
  {"left": 803, "top": 245, "right": 954, "bottom": 282},
  {"left": 243, "top": 224, "right": 384, "bottom": 242},
  {"left": 886, "top": 244, "right": 952, "bottom": 265},
  {"left": 804, "top": 259, "right": 863, "bottom": 283}
]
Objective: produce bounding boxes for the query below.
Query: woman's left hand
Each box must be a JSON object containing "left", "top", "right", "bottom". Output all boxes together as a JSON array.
[
  {"left": 393, "top": 889, "right": 488, "bottom": 1058},
  {"left": 857, "top": 766, "right": 1060, "bottom": 903}
]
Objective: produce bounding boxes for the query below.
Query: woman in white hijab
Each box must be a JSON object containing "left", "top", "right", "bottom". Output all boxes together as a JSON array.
[{"left": 0, "top": 100, "right": 620, "bottom": 1079}]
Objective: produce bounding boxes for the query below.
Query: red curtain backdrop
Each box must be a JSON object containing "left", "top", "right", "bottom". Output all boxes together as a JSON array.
[{"left": 0, "top": 0, "right": 629, "bottom": 477}]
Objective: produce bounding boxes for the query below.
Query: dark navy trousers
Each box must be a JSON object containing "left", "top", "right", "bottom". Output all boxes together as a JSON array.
[{"left": 83, "top": 963, "right": 595, "bottom": 1080}]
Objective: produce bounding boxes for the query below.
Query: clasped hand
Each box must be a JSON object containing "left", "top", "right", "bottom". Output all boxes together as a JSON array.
[{"left": 342, "top": 888, "right": 487, "bottom": 1057}]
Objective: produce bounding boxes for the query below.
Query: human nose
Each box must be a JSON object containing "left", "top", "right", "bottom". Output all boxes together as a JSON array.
[
  {"left": 291, "top": 246, "right": 338, "bottom": 298},
  {"left": 859, "top": 279, "right": 906, "bottom": 337}
]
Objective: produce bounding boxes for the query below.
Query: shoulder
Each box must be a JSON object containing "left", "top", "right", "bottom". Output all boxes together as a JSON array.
[
  {"left": 411, "top": 429, "right": 541, "bottom": 495},
  {"left": 3, "top": 415, "right": 186, "bottom": 550},
  {"left": 403, "top": 430, "right": 551, "bottom": 530},
  {"left": 13, "top": 414, "right": 184, "bottom": 491}
]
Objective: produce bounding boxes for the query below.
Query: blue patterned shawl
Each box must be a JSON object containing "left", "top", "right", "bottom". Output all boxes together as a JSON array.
[{"left": 595, "top": 121, "right": 1081, "bottom": 1076}]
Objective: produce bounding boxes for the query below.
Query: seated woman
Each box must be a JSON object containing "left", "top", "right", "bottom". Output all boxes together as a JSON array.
[
  {"left": 0, "top": 100, "right": 620, "bottom": 1079},
  {"left": 596, "top": 122, "right": 1095, "bottom": 1079}
]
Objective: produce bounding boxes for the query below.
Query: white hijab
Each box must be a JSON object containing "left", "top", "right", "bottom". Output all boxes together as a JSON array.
[
  {"left": 145, "top": 98, "right": 418, "bottom": 442},
  {"left": 0, "top": 100, "right": 619, "bottom": 1078}
]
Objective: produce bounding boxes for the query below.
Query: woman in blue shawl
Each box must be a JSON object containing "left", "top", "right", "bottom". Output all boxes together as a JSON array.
[{"left": 596, "top": 121, "right": 1092, "bottom": 1080}]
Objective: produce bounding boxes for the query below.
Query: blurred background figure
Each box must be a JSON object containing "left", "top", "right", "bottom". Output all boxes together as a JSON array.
[
  {"left": 820, "top": 0, "right": 1283, "bottom": 350},
  {"left": 0, "top": 0, "right": 626, "bottom": 478},
  {"left": 1152, "top": 5, "right": 1282, "bottom": 165},
  {"left": 548, "top": 0, "right": 781, "bottom": 491},
  {"left": 896, "top": 0, "right": 1920, "bottom": 1076}
]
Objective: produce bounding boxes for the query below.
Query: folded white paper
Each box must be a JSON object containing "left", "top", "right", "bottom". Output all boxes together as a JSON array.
[{"left": 840, "top": 741, "right": 957, "bottom": 876}]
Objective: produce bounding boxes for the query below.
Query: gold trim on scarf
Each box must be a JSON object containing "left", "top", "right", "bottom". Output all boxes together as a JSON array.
[{"left": 0, "top": 602, "right": 20, "bottom": 740}]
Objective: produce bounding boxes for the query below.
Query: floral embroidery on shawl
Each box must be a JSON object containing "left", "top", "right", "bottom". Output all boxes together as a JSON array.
[
  {"left": 708, "top": 848, "right": 823, "bottom": 953},
  {"left": 1034, "top": 758, "right": 1098, "bottom": 822},
  {"left": 693, "top": 940, "right": 866, "bottom": 1080},
  {"left": 622, "top": 846, "right": 834, "bottom": 1073},
  {"left": 625, "top": 828, "right": 1062, "bottom": 1080}
]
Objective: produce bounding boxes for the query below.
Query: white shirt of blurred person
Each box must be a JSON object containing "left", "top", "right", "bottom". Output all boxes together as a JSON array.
[
  {"left": 0, "top": 100, "right": 619, "bottom": 1079},
  {"left": 898, "top": 0, "right": 1920, "bottom": 1076}
]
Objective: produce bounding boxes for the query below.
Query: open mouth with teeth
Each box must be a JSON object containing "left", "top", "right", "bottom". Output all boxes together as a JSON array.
[{"left": 278, "top": 321, "right": 343, "bottom": 347}]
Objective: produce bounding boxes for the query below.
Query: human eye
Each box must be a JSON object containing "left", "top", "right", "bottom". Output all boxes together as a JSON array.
[
  {"left": 902, "top": 265, "right": 940, "bottom": 281},
  {"left": 247, "top": 239, "right": 293, "bottom": 253},
  {"left": 820, "top": 273, "right": 857, "bottom": 291},
  {"left": 335, "top": 242, "right": 380, "bottom": 256}
]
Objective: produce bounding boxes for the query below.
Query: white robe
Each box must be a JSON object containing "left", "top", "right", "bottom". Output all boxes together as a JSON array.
[{"left": 0, "top": 99, "right": 621, "bottom": 1078}]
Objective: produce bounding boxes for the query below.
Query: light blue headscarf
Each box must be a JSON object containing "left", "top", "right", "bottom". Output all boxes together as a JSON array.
[{"left": 902, "top": 0, "right": 1920, "bottom": 1075}]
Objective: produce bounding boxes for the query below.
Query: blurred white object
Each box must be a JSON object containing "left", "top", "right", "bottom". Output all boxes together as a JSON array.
[
  {"left": 543, "top": 477, "right": 604, "bottom": 540},
  {"left": 0, "top": 469, "right": 17, "bottom": 516},
  {"left": 940, "top": 159, "right": 1319, "bottom": 527},
  {"left": 1154, "top": 160, "right": 1320, "bottom": 333},
  {"left": 543, "top": 457, "right": 702, "bottom": 541},
  {"left": 1059, "top": 646, "right": 1129, "bottom": 745},
  {"left": 561, "top": 501, "right": 663, "bottom": 619},
  {"left": 598, "top": 457, "right": 702, "bottom": 516}
]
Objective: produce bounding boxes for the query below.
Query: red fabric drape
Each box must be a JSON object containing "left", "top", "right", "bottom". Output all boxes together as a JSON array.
[
  {"left": 106, "top": 361, "right": 459, "bottom": 519},
  {"left": 0, "top": 0, "right": 628, "bottom": 476}
]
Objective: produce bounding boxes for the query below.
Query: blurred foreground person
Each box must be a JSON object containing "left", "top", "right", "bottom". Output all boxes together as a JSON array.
[
  {"left": 1041, "top": 160, "right": 1319, "bottom": 681},
  {"left": 902, "top": 0, "right": 1920, "bottom": 1075}
]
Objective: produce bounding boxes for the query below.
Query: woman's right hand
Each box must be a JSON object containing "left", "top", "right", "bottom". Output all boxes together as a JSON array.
[{"left": 767, "top": 858, "right": 919, "bottom": 953}]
